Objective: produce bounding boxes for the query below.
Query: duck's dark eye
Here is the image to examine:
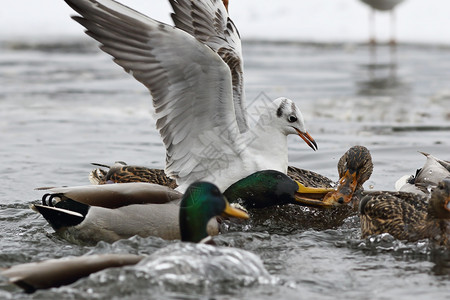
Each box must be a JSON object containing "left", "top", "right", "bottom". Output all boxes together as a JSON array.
[{"left": 288, "top": 115, "right": 297, "bottom": 123}]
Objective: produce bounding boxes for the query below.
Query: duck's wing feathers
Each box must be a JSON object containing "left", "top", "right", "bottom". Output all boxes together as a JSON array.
[
  {"left": 2, "top": 254, "right": 142, "bottom": 292},
  {"left": 65, "top": 0, "right": 242, "bottom": 187},
  {"left": 287, "top": 166, "right": 334, "bottom": 188},
  {"left": 90, "top": 162, "right": 177, "bottom": 188},
  {"left": 38, "top": 182, "right": 182, "bottom": 208},
  {"left": 169, "top": 0, "right": 247, "bottom": 133},
  {"left": 416, "top": 152, "right": 450, "bottom": 187},
  {"left": 359, "top": 191, "right": 427, "bottom": 240}
]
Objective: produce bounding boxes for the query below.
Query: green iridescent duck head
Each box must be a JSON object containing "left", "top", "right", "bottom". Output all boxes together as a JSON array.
[
  {"left": 223, "top": 170, "right": 334, "bottom": 209},
  {"left": 179, "top": 182, "right": 249, "bottom": 243}
]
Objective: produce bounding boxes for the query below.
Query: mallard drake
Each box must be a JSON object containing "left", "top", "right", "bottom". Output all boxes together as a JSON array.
[
  {"left": 359, "top": 0, "right": 405, "bottom": 45},
  {"left": 32, "top": 170, "right": 332, "bottom": 244},
  {"left": 241, "top": 146, "right": 374, "bottom": 231},
  {"left": 359, "top": 178, "right": 450, "bottom": 246},
  {"left": 395, "top": 152, "right": 450, "bottom": 196},
  {"left": 3, "top": 181, "right": 249, "bottom": 292},
  {"left": 90, "top": 145, "right": 374, "bottom": 208},
  {"left": 62, "top": 0, "right": 322, "bottom": 193}
]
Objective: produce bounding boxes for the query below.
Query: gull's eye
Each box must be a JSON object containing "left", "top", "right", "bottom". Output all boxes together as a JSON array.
[{"left": 288, "top": 115, "right": 297, "bottom": 123}]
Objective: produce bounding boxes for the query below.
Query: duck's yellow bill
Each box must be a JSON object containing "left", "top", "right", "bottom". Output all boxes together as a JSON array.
[
  {"left": 293, "top": 181, "right": 337, "bottom": 208},
  {"left": 296, "top": 182, "right": 335, "bottom": 194},
  {"left": 222, "top": 200, "right": 250, "bottom": 219}
]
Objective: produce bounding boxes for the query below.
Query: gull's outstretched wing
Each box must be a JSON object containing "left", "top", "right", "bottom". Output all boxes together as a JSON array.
[
  {"left": 169, "top": 0, "right": 248, "bottom": 133},
  {"left": 64, "top": 0, "right": 242, "bottom": 187}
]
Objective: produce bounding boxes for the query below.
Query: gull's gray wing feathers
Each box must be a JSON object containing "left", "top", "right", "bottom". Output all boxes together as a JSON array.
[
  {"left": 64, "top": 0, "right": 241, "bottom": 186},
  {"left": 169, "top": 0, "right": 247, "bottom": 133}
]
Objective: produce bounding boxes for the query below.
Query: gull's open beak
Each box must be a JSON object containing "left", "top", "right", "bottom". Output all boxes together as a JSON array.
[
  {"left": 222, "top": 198, "right": 250, "bottom": 219},
  {"left": 293, "top": 181, "right": 336, "bottom": 208},
  {"left": 294, "top": 128, "right": 318, "bottom": 151},
  {"left": 322, "top": 169, "right": 358, "bottom": 206}
]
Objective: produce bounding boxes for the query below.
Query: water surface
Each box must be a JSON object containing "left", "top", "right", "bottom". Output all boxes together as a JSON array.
[{"left": 0, "top": 40, "right": 449, "bottom": 299}]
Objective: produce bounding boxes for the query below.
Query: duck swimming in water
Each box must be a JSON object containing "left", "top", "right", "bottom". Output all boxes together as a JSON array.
[
  {"left": 295, "top": 145, "right": 374, "bottom": 207},
  {"left": 32, "top": 170, "right": 333, "bottom": 244},
  {"left": 3, "top": 181, "right": 249, "bottom": 292},
  {"left": 359, "top": 178, "right": 450, "bottom": 246}
]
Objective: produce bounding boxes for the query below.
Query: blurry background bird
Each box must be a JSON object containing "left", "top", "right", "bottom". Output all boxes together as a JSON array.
[{"left": 359, "top": 0, "right": 406, "bottom": 45}]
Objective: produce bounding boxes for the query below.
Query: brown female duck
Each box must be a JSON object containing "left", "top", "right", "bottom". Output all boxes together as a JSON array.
[
  {"left": 90, "top": 161, "right": 177, "bottom": 188},
  {"left": 359, "top": 178, "right": 450, "bottom": 246},
  {"left": 292, "top": 145, "right": 373, "bottom": 207}
]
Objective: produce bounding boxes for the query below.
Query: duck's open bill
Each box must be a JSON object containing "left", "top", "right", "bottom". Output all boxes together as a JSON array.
[
  {"left": 322, "top": 169, "right": 358, "bottom": 206},
  {"left": 295, "top": 129, "right": 318, "bottom": 151},
  {"left": 293, "top": 181, "right": 337, "bottom": 207}
]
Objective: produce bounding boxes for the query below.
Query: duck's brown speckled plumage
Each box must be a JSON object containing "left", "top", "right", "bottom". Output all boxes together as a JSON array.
[
  {"left": 286, "top": 146, "right": 373, "bottom": 193},
  {"left": 359, "top": 178, "right": 450, "bottom": 246},
  {"left": 287, "top": 166, "right": 333, "bottom": 189},
  {"left": 90, "top": 162, "right": 177, "bottom": 189},
  {"left": 321, "top": 145, "right": 374, "bottom": 207}
]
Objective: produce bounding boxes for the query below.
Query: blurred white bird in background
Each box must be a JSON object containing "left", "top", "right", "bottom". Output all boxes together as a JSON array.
[{"left": 359, "top": 0, "right": 405, "bottom": 45}]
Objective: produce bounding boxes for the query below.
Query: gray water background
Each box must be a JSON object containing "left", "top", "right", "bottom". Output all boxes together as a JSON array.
[{"left": 0, "top": 39, "right": 449, "bottom": 299}]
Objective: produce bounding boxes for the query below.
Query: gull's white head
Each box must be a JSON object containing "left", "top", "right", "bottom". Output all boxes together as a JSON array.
[{"left": 270, "top": 97, "right": 317, "bottom": 151}]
